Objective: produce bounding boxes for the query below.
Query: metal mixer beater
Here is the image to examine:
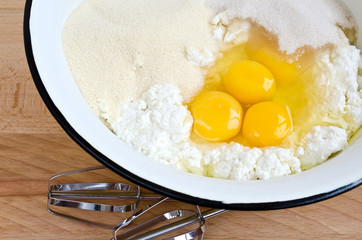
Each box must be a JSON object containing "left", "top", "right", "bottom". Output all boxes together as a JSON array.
[{"left": 47, "top": 166, "right": 226, "bottom": 239}]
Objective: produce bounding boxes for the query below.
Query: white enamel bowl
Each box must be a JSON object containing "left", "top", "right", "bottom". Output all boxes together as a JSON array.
[{"left": 24, "top": 0, "right": 362, "bottom": 210}]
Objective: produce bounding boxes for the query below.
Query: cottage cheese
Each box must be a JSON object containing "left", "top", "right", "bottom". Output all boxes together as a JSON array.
[
  {"left": 100, "top": 84, "right": 303, "bottom": 180},
  {"left": 99, "top": 37, "right": 362, "bottom": 180},
  {"left": 100, "top": 85, "right": 204, "bottom": 175},
  {"left": 296, "top": 126, "right": 348, "bottom": 169},
  {"left": 101, "top": 44, "right": 362, "bottom": 180}
]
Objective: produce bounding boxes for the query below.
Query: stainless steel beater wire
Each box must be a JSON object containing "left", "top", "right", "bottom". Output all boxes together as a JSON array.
[
  {"left": 115, "top": 208, "right": 227, "bottom": 240},
  {"left": 113, "top": 196, "right": 170, "bottom": 239},
  {"left": 49, "top": 166, "right": 106, "bottom": 182},
  {"left": 51, "top": 191, "right": 173, "bottom": 201}
]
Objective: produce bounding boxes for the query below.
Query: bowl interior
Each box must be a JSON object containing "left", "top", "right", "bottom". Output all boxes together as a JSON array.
[{"left": 26, "top": 0, "right": 362, "bottom": 208}]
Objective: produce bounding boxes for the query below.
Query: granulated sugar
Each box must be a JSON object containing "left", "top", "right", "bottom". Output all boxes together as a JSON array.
[
  {"left": 208, "top": 0, "right": 356, "bottom": 54},
  {"left": 62, "top": 0, "right": 218, "bottom": 121}
]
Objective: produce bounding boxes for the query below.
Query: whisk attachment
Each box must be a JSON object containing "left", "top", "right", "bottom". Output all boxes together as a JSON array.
[
  {"left": 47, "top": 166, "right": 226, "bottom": 239},
  {"left": 49, "top": 182, "right": 140, "bottom": 212},
  {"left": 47, "top": 166, "right": 143, "bottom": 228},
  {"left": 113, "top": 206, "right": 206, "bottom": 240}
]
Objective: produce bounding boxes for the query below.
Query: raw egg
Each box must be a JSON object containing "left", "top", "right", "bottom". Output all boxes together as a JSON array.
[
  {"left": 191, "top": 91, "right": 243, "bottom": 142},
  {"left": 223, "top": 60, "right": 276, "bottom": 104},
  {"left": 246, "top": 45, "right": 300, "bottom": 85},
  {"left": 244, "top": 26, "right": 302, "bottom": 85},
  {"left": 242, "top": 101, "right": 292, "bottom": 147}
]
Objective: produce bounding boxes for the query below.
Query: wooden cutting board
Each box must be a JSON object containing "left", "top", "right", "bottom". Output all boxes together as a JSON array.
[{"left": 0, "top": 1, "right": 361, "bottom": 239}]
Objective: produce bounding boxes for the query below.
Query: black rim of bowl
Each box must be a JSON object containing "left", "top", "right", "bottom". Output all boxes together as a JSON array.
[{"left": 23, "top": 0, "right": 362, "bottom": 211}]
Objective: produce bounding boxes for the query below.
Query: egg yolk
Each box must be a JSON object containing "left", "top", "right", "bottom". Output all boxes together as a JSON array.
[
  {"left": 242, "top": 101, "right": 292, "bottom": 147},
  {"left": 246, "top": 45, "right": 300, "bottom": 85},
  {"left": 244, "top": 26, "right": 303, "bottom": 86},
  {"left": 191, "top": 91, "right": 243, "bottom": 142},
  {"left": 223, "top": 60, "right": 276, "bottom": 104}
]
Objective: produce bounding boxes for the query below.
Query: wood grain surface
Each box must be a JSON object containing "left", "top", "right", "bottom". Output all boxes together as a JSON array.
[{"left": 0, "top": 1, "right": 361, "bottom": 239}]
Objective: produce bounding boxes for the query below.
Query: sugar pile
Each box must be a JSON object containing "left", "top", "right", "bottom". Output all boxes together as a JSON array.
[{"left": 208, "top": 0, "right": 356, "bottom": 54}]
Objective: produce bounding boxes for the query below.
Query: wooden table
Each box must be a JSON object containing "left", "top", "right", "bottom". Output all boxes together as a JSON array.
[{"left": 1, "top": 1, "right": 361, "bottom": 239}]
